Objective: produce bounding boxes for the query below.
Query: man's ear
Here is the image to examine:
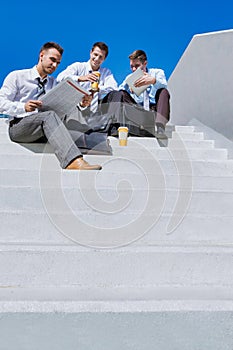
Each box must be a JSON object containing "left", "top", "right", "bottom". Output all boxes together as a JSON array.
[
  {"left": 143, "top": 60, "right": 148, "bottom": 70},
  {"left": 39, "top": 50, "right": 44, "bottom": 61}
]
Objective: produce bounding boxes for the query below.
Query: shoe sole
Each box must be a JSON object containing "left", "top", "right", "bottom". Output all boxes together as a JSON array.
[{"left": 155, "top": 133, "right": 168, "bottom": 140}]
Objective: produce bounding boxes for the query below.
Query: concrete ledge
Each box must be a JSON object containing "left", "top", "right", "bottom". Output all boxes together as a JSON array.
[{"left": 168, "top": 29, "right": 233, "bottom": 141}]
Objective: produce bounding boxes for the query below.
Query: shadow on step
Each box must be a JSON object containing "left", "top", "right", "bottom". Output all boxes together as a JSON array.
[{"left": 19, "top": 136, "right": 113, "bottom": 155}]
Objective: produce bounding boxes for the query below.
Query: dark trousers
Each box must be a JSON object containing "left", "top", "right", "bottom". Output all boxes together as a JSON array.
[{"left": 101, "top": 88, "right": 170, "bottom": 127}]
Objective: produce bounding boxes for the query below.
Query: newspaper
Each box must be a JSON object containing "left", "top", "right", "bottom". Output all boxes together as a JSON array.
[
  {"left": 125, "top": 67, "right": 150, "bottom": 96},
  {"left": 39, "top": 78, "right": 91, "bottom": 118}
]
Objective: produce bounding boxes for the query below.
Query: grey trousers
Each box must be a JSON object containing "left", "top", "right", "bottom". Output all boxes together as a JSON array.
[{"left": 8, "top": 111, "right": 82, "bottom": 168}]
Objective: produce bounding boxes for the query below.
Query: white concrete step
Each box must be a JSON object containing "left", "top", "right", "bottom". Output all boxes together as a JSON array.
[
  {"left": 168, "top": 138, "right": 215, "bottom": 148},
  {"left": 0, "top": 210, "right": 233, "bottom": 246},
  {"left": 175, "top": 125, "right": 196, "bottom": 133},
  {"left": 1, "top": 285, "right": 233, "bottom": 304},
  {"left": 112, "top": 146, "right": 228, "bottom": 160},
  {"left": 0, "top": 245, "right": 233, "bottom": 287},
  {"left": 110, "top": 130, "right": 216, "bottom": 151},
  {"left": 1, "top": 168, "right": 233, "bottom": 190},
  {"left": 0, "top": 153, "right": 233, "bottom": 176},
  {"left": 0, "top": 140, "right": 227, "bottom": 160},
  {"left": 0, "top": 294, "right": 232, "bottom": 350},
  {"left": 1, "top": 153, "right": 233, "bottom": 175},
  {"left": 172, "top": 131, "right": 205, "bottom": 140},
  {"left": 0, "top": 186, "right": 232, "bottom": 215}
]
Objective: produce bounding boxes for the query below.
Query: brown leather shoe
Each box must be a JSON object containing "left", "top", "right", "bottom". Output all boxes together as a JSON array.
[{"left": 66, "top": 157, "right": 102, "bottom": 170}]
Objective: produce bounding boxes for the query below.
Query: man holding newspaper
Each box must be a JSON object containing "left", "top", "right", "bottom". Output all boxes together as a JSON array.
[
  {"left": 0, "top": 42, "right": 102, "bottom": 170},
  {"left": 103, "top": 49, "right": 170, "bottom": 139}
]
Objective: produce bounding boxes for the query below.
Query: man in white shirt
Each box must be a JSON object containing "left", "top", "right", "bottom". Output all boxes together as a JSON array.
[
  {"left": 103, "top": 49, "right": 170, "bottom": 138},
  {"left": 57, "top": 42, "right": 118, "bottom": 118},
  {"left": 0, "top": 42, "right": 102, "bottom": 170}
]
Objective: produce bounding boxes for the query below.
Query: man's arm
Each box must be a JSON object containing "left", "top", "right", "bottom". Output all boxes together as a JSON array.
[
  {"left": 57, "top": 62, "right": 81, "bottom": 82},
  {"left": 149, "top": 68, "right": 168, "bottom": 89},
  {"left": 118, "top": 73, "right": 130, "bottom": 92},
  {"left": 0, "top": 72, "right": 26, "bottom": 116},
  {"left": 99, "top": 68, "right": 118, "bottom": 96}
]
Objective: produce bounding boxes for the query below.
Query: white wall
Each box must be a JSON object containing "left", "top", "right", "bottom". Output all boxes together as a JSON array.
[{"left": 168, "top": 29, "right": 233, "bottom": 141}]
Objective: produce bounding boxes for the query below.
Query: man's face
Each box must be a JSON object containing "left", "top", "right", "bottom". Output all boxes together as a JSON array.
[
  {"left": 90, "top": 46, "right": 106, "bottom": 71},
  {"left": 130, "top": 58, "right": 147, "bottom": 72},
  {"left": 39, "top": 48, "right": 62, "bottom": 76}
]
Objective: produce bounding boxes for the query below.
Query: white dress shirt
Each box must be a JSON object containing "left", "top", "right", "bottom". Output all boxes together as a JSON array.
[
  {"left": 0, "top": 65, "right": 56, "bottom": 118},
  {"left": 119, "top": 68, "right": 168, "bottom": 105},
  {"left": 57, "top": 60, "right": 118, "bottom": 100}
]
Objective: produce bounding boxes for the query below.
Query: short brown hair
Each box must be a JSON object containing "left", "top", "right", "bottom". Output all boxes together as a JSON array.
[
  {"left": 40, "top": 42, "right": 64, "bottom": 56},
  {"left": 91, "top": 42, "right": 109, "bottom": 58},
  {"left": 129, "top": 49, "right": 147, "bottom": 63}
]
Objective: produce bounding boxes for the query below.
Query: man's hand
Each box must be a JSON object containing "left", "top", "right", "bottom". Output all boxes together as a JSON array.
[
  {"left": 79, "top": 94, "right": 93, "bottom": 108},
  {"left": 25, "top": 100, "right": 42, "bottom": 112},
  {"left": 134, "top": 72, "right": 156, "bottom": 87},
  {"left": 78, "top": 73, "right": 100, "bottom": 83}
]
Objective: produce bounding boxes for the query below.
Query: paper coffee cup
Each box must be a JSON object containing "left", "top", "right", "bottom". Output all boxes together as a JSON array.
[{"left": 118, "top": 126, "right": 129, "bottom": 146}]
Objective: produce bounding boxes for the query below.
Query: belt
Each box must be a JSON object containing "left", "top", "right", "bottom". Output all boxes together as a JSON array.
[{"left": 9, "top": 117, "right": 23, "bottom": 127}]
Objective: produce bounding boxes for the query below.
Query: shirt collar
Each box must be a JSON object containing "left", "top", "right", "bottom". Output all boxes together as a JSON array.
[
  {"left": 87, "top": 61, "right": 92, "bottom": 72},
  {"left": 31, "top": 65, "right": 48, "bottom": 82},
  {"left": 87, "top": 60, "right": 102, "bottom": 73}
]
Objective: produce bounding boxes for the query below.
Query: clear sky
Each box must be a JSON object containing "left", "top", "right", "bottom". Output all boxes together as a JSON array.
[{"left": 0, "top": 0, "right": 232, "bottom": 86}]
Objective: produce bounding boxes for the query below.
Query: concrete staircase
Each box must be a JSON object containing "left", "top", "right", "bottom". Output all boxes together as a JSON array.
[{"left": 0, "top": 117, "right": 233, "bottom": 349}]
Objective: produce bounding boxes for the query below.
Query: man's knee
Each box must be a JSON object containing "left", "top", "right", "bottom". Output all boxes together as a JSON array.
[
  {"left": 44, "top": 110, "right": 64, "bottom": 125},
  {"left": 46, "top": 110, "right": 60, "bottom": 119},
  {"left": 162, "top": 88, "right": 170, "bottom": 100},
  {"left": 104, "top": 90, "right": 132, "bottom": 103},
  {"left": 156, "top": 88, "right": 170, "bottom": 101},
  {"left": 104, "top": 90, "right": 125, "bottom": 103}
]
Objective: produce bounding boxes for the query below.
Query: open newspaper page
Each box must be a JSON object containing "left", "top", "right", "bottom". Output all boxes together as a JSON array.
[
  {"left": 39, "top": 78, "right": 91, "bottom": 118},
  {"left": 125, "top": 67, "right": 150, "bottom": 96}
]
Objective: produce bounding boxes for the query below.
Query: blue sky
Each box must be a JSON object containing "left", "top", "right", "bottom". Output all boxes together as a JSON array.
[{"left": 0, "top": 0, "right": 232, "bottom": 86}]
